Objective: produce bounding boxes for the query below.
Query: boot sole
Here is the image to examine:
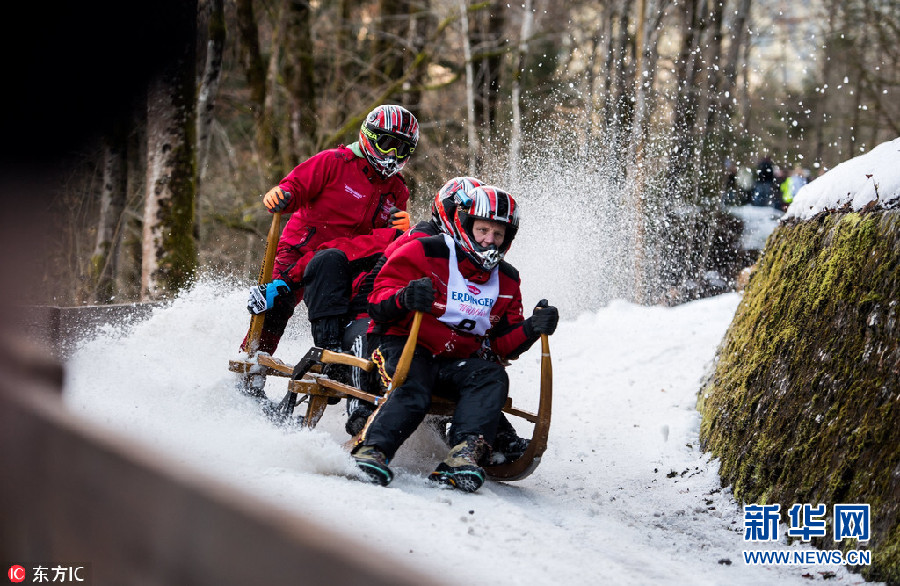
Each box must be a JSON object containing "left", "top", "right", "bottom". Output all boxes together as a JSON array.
[
  {"left": 428, "top": 469, "right": 484, "bottom": 493},
  {"left": 356, "top": 461, "right": 393, "bottom": 487}
]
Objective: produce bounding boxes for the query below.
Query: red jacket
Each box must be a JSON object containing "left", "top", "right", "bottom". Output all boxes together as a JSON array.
[
  {"left": 272, "top": 145, "right": 409, "bottom": 285},
  {"left": 368, "top": 235, "right": 535, "bottom": 360},
  {"left": 346, "top": 220, "right": 438, "bottom": 320}
]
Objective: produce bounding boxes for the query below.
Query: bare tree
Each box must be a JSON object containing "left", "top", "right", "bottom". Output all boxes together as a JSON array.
[
  {"left": 236, "top": 0, "right": 280, "bottom": 181},
  {"left": 90, "top": 127, "right": 127, "bottom": 303},
  {"left": 460, "top": 0, "right": 479, "bottom": 174},
  {"left": 470, "top": 2, "right": 507, "bottom": 136},
  {"left": 196, "top": 0, "right": 225, "bottom": 185},
  {"left": 373, "top": 0, "right": 412, "bottom": 102},
  {"left": 509, "top": 0, "right": 534, "bottom": 182},
  {"left": 142, "top": 2, "right": 199, "bottom": 301},
  {"left": 718, "top": 0, "right": 752, "bottom": 158},
  {"left": 283, "top": 0, "right": 318, "bottom": 163},
  {"left": 666, "top": 0, "right": 704, "bottom": 189},
  {"left": 405, "top": 0, "right": 434, "bottom": 109}
]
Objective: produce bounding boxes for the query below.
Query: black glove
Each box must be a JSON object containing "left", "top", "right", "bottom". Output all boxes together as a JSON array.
[
  {"left": 400, "top": 277, "right": 435, "bottom": 312},
  {"left": 525, "top": 299, "right": 559, "bottom": 336}
]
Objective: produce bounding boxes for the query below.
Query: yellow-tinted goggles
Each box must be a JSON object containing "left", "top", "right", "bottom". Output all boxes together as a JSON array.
[{"left": 365, "top": 127, "right": 416, "bottom": 159}]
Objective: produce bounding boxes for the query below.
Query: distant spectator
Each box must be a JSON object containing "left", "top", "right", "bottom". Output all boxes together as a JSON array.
[
  {"left": 722, "top": 160, "right": 742, "bottom": 206},
  {"left": 736, "top": 166, "right": 755, "bottom": 204},
  {"left": 778, "top": 165, "right": 807, "bottom": 210},
  {"left": 751, "top": 156, "right": 777, "bottom": 207},
  {"left": 772, "top": 165, "right": 788, "bottom": 210}
]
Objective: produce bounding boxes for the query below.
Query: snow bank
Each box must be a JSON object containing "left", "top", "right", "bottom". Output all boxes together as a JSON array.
[{"left": 786, "top": 138, "right": 900, "bottom": 220}]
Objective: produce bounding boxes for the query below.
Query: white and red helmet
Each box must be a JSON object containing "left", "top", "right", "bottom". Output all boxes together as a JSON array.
[
  {"left": 449, "top": 186, "right": 520, "bottom": 271},
  {"left": 432, "top": 176, "right": 483, "bottom": 235},
  {"left": 359, "top": 104, "right": 419, "bottom": 178}
]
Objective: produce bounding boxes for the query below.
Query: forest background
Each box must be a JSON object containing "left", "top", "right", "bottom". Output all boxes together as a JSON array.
[{"left": 33, "top": 0, "right": 900, "bottom": 307}]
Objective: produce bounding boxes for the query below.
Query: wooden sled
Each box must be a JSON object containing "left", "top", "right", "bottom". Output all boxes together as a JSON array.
[
  {"left": 232, "top": 214, "right": 552, "bottom": 482},
  {"left": 229, "top": 329, "right": 553, "bottom": 482}
]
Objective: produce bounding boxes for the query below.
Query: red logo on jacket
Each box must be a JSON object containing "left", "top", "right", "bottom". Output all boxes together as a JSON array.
[{"left": 467, "top": 285, "right": 481, "bottom": 295}]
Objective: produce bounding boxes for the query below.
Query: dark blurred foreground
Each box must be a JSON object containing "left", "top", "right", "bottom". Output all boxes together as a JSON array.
[{"left": 0, "top": 5, "right": 438, "bottom": 584}]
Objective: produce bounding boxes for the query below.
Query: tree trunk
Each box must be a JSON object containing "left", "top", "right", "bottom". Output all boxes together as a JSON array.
[
  {"left": 718, "top": 0, "right": 751, "bottom": 163},
  {"left": 460, "top": 0, "right": 479, "bottom": 174},
  {"left": 236, "top": 0, "right": 279, "bottom": 180},
  {"left": 91, "top": 125, "right": 128, "bottom": 303},
  {"left": 196, "top": 0, "right": 225, "bottom": 185},
  {"left": 373, "top": 0, "right": 410, "bottom": 103},
  {"left": 600, "top": 4, "right": 616, "bottom": 140},
  {"left": 333, "top": 0, "right": 355, "bottom": 121},
  {"left": 610, "top": 3, "right": 633, "bottom": 171},
  {"left": 696, "top": 0, "right": 726, "bottom": 200},
  {"left": 404, "top": 0, "right": 432, "bottom": 109},
  {"left": 472, "top": 3, "right": 505, "bottom": 136},
  {"left": 509, "top": 0, "right": 533, "bottom": 185},
  {"left": 284, "top": 0, "right": 318, "bottom": 161},
  {"left": 142, "top": 9, "right": 198, "bottom": 301},
  {"left": 667, "top": 0, "right": 703, "bottom": 184}
]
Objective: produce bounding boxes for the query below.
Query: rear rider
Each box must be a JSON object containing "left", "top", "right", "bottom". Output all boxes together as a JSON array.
[
  {"left": 241, "top": 105, "right": 418, "bottom": 395},
  {"left": 352, "top": 187, "right": 560, "bottom": 491}
]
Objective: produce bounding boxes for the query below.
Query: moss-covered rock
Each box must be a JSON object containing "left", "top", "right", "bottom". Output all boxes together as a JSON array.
[{"left": 698, "top": 210, "right": 900, "bottom": 582}]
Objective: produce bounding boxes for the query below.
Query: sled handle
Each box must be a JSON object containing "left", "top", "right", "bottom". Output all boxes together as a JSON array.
[
  {"left": 391, "top": 311, "right": 422, "bottom": 391},
  {"left": 246, "top": 212, "right": 282, "bottom": 355},
  {"left": 484, "top": 332, "right": 552, "bottom": 481}
]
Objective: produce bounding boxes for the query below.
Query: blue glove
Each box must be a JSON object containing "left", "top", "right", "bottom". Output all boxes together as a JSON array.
[{"left": 247, "top": 279, "right": 292, "bottom": 314}]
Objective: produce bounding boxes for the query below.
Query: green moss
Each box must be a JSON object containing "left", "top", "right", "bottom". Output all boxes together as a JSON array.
[{"left": 699, "top": 210, "right": 900, "bottom": 581}]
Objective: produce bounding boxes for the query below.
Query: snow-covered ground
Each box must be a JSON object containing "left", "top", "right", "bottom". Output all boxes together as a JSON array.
[
  {"left": 63, "top": 279, "right": 877, "bottom": 585},
  {"left": 727, "top": 205, "right": 783, "bottom": 251}
]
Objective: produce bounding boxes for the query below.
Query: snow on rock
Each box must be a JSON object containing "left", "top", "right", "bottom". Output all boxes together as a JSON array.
[
  {"left": 786, "top": 137, "right": 900, "bottom": 220},
  {"left": 62, "top": 278, "right": 877, "bottom": 585}
]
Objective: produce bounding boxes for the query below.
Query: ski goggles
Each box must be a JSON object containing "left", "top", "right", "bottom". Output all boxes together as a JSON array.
[{"left": 364, "top": 127, "right": 416, "bottom": 159}]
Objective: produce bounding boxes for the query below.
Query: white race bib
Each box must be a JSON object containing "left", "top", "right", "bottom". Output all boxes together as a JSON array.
[{"left": 438, "top": 234, "right": 499, "bottom": 336}]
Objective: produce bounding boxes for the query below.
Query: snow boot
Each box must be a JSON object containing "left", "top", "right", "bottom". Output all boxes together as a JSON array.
[
  {"left": 492, "top": 415, "right": 529, "bottom": 463},
  {"left": 352, "top": 445, "right": 393, "bottom": 486},
  {"left": 492, "top": 433, "right": 529, "bottom": 464},
  {"left": 238, "top": 355, "right": 268, "bottom": 400},
  {"left": 345, "top": 398, "right": 376, "bottom": 437},
  {"left": 429, "top": 435, "right": 488, "bottom": 493}
]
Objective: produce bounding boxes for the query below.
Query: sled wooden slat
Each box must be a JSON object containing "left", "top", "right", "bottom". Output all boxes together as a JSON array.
[
  {"left": 230, "top": 351, "right": 374, "bottom": 380},
  {"left": 501, "top": 403, "right": 539, "bottom": 424},
  {"left": 228, "top": 354, "right": 295, "bottom": 378},
  {"left": 320, "top": 349, "right": 375, "bottom": 371},
  {"left": 304, "top": 395, "right": 329, "bottom": 429}
]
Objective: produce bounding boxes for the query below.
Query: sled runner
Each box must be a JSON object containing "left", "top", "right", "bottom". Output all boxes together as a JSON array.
[{"left": 230, "top": 214, "right": 552, "bottom": 482}]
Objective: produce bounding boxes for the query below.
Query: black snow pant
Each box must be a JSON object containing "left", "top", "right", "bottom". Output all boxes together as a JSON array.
[
  {"left": 362, "top": 335, "right": 509, "bottom": 460},
  {"left": 252, "top": 248, "right": 353, "bottom": 353}
]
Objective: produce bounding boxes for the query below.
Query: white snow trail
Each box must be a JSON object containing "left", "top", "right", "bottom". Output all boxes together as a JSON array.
[{"left": 62, "top": 278, "right": 876, "bottom": 585}]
